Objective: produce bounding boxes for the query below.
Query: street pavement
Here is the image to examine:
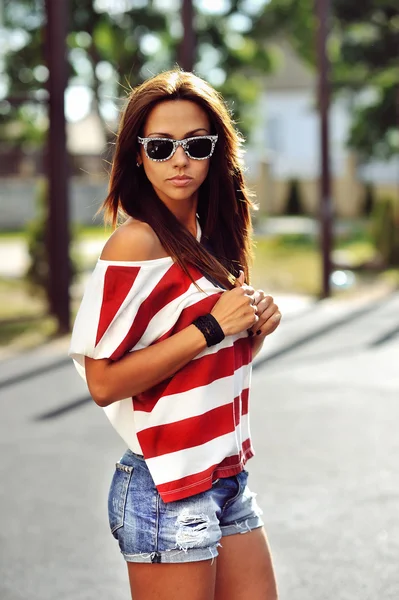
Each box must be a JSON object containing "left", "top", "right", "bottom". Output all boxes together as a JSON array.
[{"left": 0, "top": 289, "right": 398, "bottom": 599}]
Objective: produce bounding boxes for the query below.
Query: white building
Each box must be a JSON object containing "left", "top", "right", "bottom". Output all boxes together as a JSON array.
[{"left": 247, "top": 40, "right": 399, "bottom": 217}]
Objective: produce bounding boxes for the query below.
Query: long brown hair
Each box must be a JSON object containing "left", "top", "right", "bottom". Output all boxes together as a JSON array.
[{"left": 102, "top": 69, "right": 256, "bottom": 288}]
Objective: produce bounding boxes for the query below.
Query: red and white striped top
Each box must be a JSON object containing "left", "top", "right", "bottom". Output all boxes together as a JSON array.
[{"left": 70, "top": 247, "right": 254, "bottom": 502}]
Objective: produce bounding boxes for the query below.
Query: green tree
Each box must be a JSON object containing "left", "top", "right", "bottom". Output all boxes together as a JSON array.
[
  {"left": 253, "top": 0, "right": 399, "bottom": 160},
  {"left": 1, "top": 0, "right": 274, "bottom": 144},
  {"left": 333, "top": 0, "right": 399, "bottom": 160},
  {"left": 1, "top": 0, "right": 171, "bottom": 144}
]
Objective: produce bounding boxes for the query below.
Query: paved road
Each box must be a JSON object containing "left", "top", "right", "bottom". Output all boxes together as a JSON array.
[{"left": 0, "top": 291, "right": 398, "bottom": 600}]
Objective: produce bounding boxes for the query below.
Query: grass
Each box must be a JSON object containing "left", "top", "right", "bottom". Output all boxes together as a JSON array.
[
  {"left": 0, "top": 278, "right": 46, "bottom": 319},
  {"left": 250, "top": 226, "right": 389, "bottom": 295},
  {"left": 0, "top": 277, "right": 54, "bottom": 352},
  {"left": 77, "top": 224, "right": 111, "bottom": 239},
  {"left": 0, "top": 315, "right": 58, "bottom": 353},
  {"left": 0, "top": 224, "right": 111, "bottom": 243},
  {"left": 382, "top": 268, "right": 399, "bottom": 287},
  {"left": 252, "top": 237, "right": 321, "bottom": 295}
]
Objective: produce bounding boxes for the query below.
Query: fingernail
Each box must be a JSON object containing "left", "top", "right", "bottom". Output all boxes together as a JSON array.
[
  {"left": 256, "top": 330, "right": 262, "bottom": 335},
  {"left": 248, "top": 331, "right": 254, "bottom": 337}
]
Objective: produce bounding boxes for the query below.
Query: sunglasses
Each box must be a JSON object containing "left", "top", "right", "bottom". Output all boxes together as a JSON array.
[{"left": 137, "top": 135, "right": 218, "bottom": 162}]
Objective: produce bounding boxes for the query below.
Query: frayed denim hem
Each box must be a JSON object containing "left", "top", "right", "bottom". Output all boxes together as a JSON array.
[{"left": 123, "top": 545, "right": 219, "bottom": 564}]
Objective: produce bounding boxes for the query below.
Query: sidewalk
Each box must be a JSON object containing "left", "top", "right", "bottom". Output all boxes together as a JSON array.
[
  {"left": 0, "top": 237, "right": 106, "bottom": 278},
  {"left": 253, "top": 280, "right": 395, "bottom": 367}
]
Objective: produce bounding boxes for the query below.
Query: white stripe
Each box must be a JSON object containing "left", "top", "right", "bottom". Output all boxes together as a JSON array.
[
  {"left": 70, "top": 260, "right": 171, "bottom": 363},
  {"left": 240, "top": 412, "right": 251, "bottom": 443},
  {"left": 69, "top": 263, "right": 108, "bottom": 367},
  {"left": 97, "top": 257, "right": 173, "bottom": 267},
  {"left": 133, "top": 363, "right": 251, "bottom": 431},
  {"left": 103, "top": 399, "right": 143, "bottom": 454},
  {"left": 146, "top": 431, "right": 242, "bottom": 486},
  {"left": 235, "top": 363, "right": 251, "bottom": 398},
  {"left": 94, "top": 261, "right": 171, "bottom": 357},
  {"left": 101, "top": 392, "right": 251, "bottom": 463},
  {"left": 134, "top": 276, "right": 222, "bottom": 350},
  {"left": 193, "top": 330, "right": 248, "bottom": 361},
  {"left": 134, "top": 375, "right": 233, "bottom": 431}
]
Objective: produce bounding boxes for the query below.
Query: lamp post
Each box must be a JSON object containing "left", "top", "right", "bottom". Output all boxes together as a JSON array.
[{"left": 316, "top": 0, "right": 333, "bottom": 298}]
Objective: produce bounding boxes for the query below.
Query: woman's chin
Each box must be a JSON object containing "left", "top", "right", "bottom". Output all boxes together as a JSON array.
[{"left": 156, "top": 186, "right": 200, "bottom": 205}]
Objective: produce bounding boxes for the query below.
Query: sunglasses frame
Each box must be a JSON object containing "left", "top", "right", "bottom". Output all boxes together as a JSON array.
[{"left": 137, "top": 134, "right": 218, "bottom": 162}]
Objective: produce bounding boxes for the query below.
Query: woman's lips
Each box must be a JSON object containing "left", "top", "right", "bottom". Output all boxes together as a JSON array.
[{"left": 168, "top": 176, "right": 193, "bottom": 187}]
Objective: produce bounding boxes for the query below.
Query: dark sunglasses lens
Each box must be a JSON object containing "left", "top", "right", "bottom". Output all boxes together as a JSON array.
[
  {"left": 146, "top": 139, "right": 174, "bottom": 160},
  {"left": 187, "top": 138, "right": 213, "bottom": 158}
]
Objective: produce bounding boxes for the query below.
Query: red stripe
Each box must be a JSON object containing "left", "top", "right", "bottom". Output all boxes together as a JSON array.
[
  {"left": 137, "top": 403, "right": 235, "bottom": 459},
  {"left": 241, "top": 387, "right": 249, "bottom": 415},
  {"left": 155, "top": 293, "right": 222, "bottom": 344},
  {"left": 96, "top": 265, "right": 140, "bottom": 346},
  {"left": 134, "top": 339, "right": 251, "bottom": 412},
  {"left": 156, "top": 443, "right": 254, "bottom": 502},
  {"left": 242, "top": 437, "right": 252, "bottom": 454},
  {"left": 110, "top": 263, "right": 203, "bottom": 360},
  {"left": 234, "top": 336, "right": 252, "bottom": 369},
  {"left": 157, "top": 455, "right": 242, "bottom": 496}
]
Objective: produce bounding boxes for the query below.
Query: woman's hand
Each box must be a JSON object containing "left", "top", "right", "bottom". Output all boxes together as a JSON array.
[
  {"left": 211, "top": 272, "right": 258, "bottom": 336},
  {"left": 248, "top": 290, "right": 281, "bottom": 339}
]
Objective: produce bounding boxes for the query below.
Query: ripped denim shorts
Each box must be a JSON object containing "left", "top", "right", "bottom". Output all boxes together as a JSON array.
[{"left": 108, "top": 449, "right": 264, "bottom": 564}]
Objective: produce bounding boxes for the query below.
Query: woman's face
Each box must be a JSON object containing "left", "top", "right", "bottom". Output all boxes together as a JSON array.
[{"left": 139, "top": 99, "right": 212, "bottom": 211}]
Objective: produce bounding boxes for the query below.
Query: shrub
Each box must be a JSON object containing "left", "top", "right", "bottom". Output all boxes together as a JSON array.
[
  {"left": 25, "top": 179, "right": 49, "bottom": 297},
  {"left": 363, "top": 182, "right": 375, "bottom": 217},
  {"left": 25, "top": 178, "right": 77, "bottom": 300},
  {"left": 371, "top": 196, "right": 399, "bottom": 267},
  {"left": 285, "top": 178, "right": 304, "bottom": 216}
]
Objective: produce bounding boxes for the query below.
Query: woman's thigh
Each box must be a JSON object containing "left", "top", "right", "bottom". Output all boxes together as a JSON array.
[
  {"left": 214, "top": 527, "right": 278, "bottom": 600},
  {"left": 127, "top": 560, "right": 216, "bottom": 600}
]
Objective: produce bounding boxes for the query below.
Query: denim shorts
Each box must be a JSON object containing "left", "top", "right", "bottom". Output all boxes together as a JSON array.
[{"left": 108, "top": 449, "right": 264, "bottom": 564}]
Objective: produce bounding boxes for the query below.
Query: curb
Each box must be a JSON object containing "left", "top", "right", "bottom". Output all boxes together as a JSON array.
[{"left": 253, "top": 283, "right": 397, "bottom": 369}]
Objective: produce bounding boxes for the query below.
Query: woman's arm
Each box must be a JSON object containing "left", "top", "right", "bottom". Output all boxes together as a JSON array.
[
  {"left": 86, "top": 325, "right": 207, "bottom": 407},
  {"left": 85, "top": 222, "right": 258, "bottom": 407}
]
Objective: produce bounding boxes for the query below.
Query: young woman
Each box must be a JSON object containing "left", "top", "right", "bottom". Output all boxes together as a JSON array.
[{"left": 70, "top": 69, "right": 281, "bottom": 600}]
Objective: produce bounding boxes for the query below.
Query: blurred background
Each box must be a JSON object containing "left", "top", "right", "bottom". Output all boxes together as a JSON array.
[
  {"left": 0, "top": 0, "right": 398, "bottom": 353},
  {"left": 1, "top": 3, "right": 399, "bottom": 599}
]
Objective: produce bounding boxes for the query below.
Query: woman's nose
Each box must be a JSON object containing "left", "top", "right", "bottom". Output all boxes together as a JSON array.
[{"left": 172, "top": 145, "right": 189, "bottom": 166}]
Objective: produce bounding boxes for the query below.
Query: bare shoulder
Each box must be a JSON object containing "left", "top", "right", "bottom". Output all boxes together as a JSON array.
[{"left": 100, "top": 219, "right": 169, "bottom": 262}]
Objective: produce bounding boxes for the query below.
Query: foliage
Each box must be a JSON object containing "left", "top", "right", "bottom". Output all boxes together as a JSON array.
[
  {"left": 333, "top": 1, "right": 399, "bottom": 160},
  {"left": 25, "top": 179, "right": 78, "bottom": 297},
  {"left": 256, "top": 0, "right": 399, "bottom": 160},
  {"left": 371, "top": 197, "right": 399, "bottom": 267},
  {"left": 252, "top": 0, "right": 317, "bottom": 66},
  {"left": 252, "top": 235, "right": 321, "bottom": 294},
  {"left": 25, "top": 179, "right": 49, "bottom": 295},
  {"left": 1, "top": 0, "right": 274, "bottom": 144},
  {"left": 363, "top": 182, "right": 375, "bottom": 217}
]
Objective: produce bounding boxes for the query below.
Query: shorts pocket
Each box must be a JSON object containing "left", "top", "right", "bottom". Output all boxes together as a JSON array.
[
  {"left": 108, "top": 462, "right": 134, "bottom": 536},
  {"left": 221, "top": 472, "right": 246, "bottom": 511}
]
